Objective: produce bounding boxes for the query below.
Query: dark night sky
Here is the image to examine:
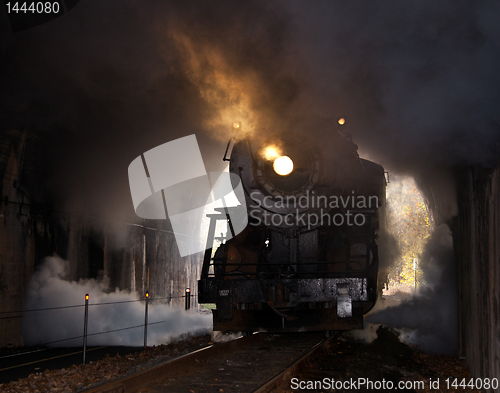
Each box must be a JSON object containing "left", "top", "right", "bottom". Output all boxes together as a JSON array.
[{"left": 1, "top": 0, "right": 500, "bottom": 220}]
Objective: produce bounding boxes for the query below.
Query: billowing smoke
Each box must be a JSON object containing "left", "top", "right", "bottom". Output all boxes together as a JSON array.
[
  {"left": 348, "top": 323, "right": 381, "bottom": 344},
  {"left": 376, "top": 228, "right": 401, "bottom": 295},
  {"left": 22, "top": 256, "right": 212, "bottom": 347},
  {"left": 2, "top": 2, "right": 500, "bottom": 215},
  {"left": 3, "top": 0, "right": 499, "bottom": 356},
  {"left": 367, "top": 224, "right": 457, "bottom": 355},
  {"left": 286, "top": 1, "right": 500, "bottom": 172},
  {"left": 2, "top": 1, "right": 499, "bottom": 224}
]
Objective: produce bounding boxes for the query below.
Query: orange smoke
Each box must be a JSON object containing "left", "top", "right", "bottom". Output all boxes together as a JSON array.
[
  {"left": 262, "top": 145, "right": 281, "bottom": 160},
  {"left": 166, "top": 32, "right": 260, "bottom": 141}
]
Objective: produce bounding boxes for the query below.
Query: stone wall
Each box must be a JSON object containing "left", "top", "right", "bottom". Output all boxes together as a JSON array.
[
  {"left": 0, "top": 130, "right": 201, "bottom": 347},
  {"left": 454, "top": 166, "right": 500, "bottom": 390}
]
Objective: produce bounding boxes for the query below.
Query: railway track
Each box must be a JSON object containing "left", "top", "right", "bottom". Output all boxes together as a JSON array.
[{"left": 81, "top": 332, "right": 337, "bottom": 393}]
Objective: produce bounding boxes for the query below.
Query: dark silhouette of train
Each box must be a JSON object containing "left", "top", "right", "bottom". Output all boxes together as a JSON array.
[{"left": 198, "top": 118, "right": 386, "bottom": 332}]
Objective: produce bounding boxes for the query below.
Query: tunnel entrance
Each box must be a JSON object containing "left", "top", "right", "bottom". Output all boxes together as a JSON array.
[
  {"left": 366, "top": 172, "right": 459, "bottom": 356},
  {"left": 383, "top": 175, "right": 432, "bottom": 295}
]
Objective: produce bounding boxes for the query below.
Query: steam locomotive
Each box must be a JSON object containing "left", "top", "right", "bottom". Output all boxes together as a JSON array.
[{"left": 198, "top": 118, "right": 386, "bottom": 332}]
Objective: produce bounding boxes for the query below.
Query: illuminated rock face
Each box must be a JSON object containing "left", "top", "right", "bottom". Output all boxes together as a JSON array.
[{"left": 0, "top": 130, "right": 199, "bottom": 347}]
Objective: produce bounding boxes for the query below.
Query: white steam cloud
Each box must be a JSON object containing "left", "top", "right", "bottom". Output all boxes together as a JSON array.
[
  {"left": 22, "top": 256, "right": 212, "bottom": 347},
  {"left": 366, "top": 224, "right": 457, "bottom": 355}
]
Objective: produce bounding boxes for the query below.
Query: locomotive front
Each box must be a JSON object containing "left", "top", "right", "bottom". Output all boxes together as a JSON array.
[{"left": 198, "top": 120, "right": 386, "bottom": 332}]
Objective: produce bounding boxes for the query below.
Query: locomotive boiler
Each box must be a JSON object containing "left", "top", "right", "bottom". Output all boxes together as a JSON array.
[{"left": 198, "top": 118, "right": 386, "bottom": 332}]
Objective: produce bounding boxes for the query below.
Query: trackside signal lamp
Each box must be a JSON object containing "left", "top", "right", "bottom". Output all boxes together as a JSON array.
[
  {"left": 83, "top": 294, "right": 89, "bottom": 365},
  {"left": 185, "top": 288, "right": 191, "bottom": 310},
  {"left": 144, "top": 291, "right": 149, "bottom": 348}
]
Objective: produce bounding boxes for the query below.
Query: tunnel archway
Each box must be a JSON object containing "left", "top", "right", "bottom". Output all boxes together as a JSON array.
[{"left": 380, "top": 165, "right": 500, "bottom": 382}]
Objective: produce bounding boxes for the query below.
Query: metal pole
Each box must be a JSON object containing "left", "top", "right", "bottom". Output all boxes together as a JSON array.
[
  {"left": 144, "top": 291, "right": 149, "bottom": 349},
  {"left": 83, "top": 294, "right": 89, "bottom": 365},
  {"left": 185, "top": 288, "right": 191, "bottom": 310}
]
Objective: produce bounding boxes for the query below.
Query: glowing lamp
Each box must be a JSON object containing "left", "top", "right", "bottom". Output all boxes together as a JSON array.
[
  {"left": 273, "top": 156, "right": 294, "bottom": 176},
  {"left": 85, "top": 294, "right": 89, "bottom": 301},
  {"left": 186, "top": 288, "right": 191, "bottom": 293},
  {"left": 263, "top": 146, "right": 280, "bottom": 160},
  {"left": 232, "top": 122, "right": 240, "bottom": 129},
  {"left": 145, "top": 291, "right": 149, "bottom": 298},
  {"left": 338, "top": 118, "right": 345, "bottom": 125}
]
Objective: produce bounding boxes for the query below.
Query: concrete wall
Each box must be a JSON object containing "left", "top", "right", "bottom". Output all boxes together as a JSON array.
[
  {"left": 0, "top": 130, "right": 201, "bottom": 347},
  {"left": 454, "top": 167, "right": 500, "bottom": 389}
]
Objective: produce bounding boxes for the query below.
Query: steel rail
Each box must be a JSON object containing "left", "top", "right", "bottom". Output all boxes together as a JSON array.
[
  {"left": 252, "top": 333, "right": 339, "bottom": 393},
  {"left": 80, "top": 333, "right": 262, "bottom": 393},
  {"left": 80, "top": 332, "right": 336, "bottom": 393}
]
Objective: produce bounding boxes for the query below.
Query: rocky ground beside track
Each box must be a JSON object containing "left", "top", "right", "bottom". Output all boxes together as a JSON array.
[
  {"left": 288, "top": 326, "right": 479, "bottom": 393},
  {"left": 0, "top": 328, "right": 480, "bottom": 393},
  {"left": 0, "top": 334, "right": 214, "bottom": 393}
]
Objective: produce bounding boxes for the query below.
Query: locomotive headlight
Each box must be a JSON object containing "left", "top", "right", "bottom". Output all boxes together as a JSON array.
[{"left": 273, "top": 156, "right": 294, "bottom": 176}]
